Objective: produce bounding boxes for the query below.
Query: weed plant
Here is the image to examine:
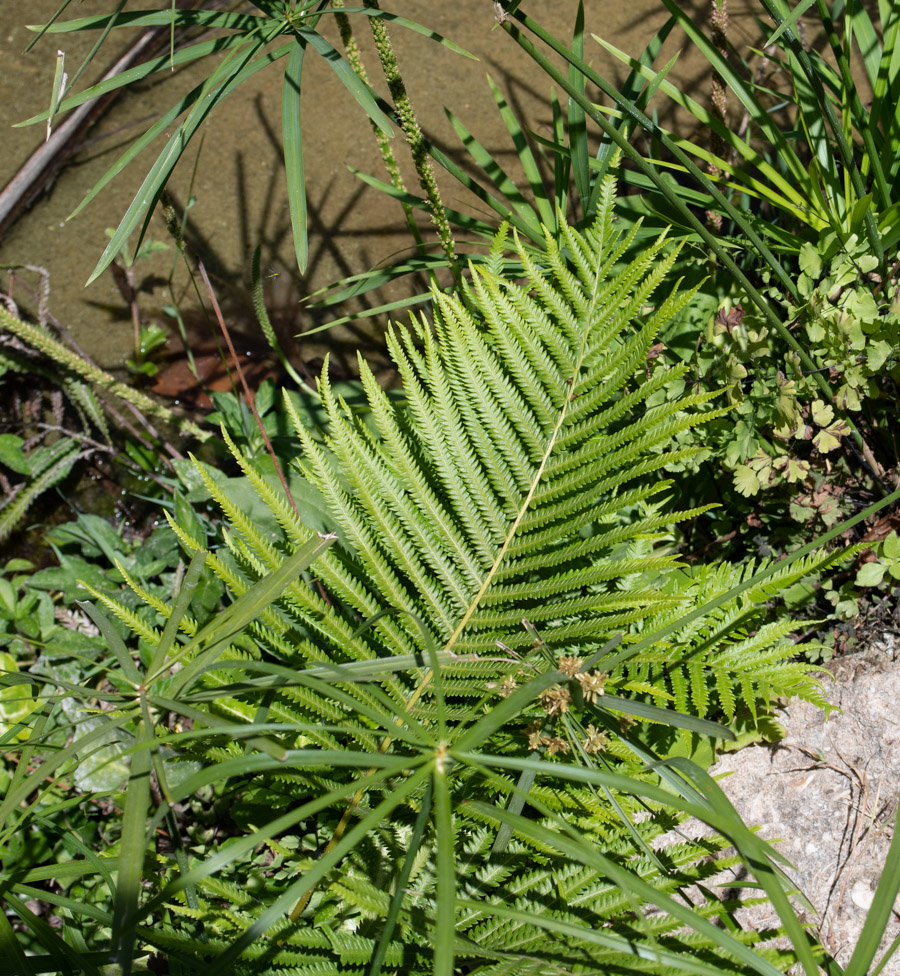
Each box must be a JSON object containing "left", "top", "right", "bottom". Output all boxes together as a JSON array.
[{"left": 2, "top": 2, "right": 900, "bottom": 974}]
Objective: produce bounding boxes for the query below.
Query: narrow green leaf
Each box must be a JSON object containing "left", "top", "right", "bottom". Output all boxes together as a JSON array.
[
  {"left": 596, "top": 693, "right": 736, "bottom": 740},
  {"left": 368, "top": 779, "right": 433, "bottom": 976},
  {"left": 297, "top": 26, "right": 392, "bottom": 136},
  {"left": 656, "top": 757, "right": 820, "bottom": 976},
  {"left": 146, "top": 547, "right": 207, "bottom": 678},
  {"left": 111, "top": 719, "right": 153, "bottom": 976},
  {"left": 85, "top": 31, "right": 289, "bottom": 284},
  {"left": 61, "top": 0, "right": 128, "bottom": 106},
  {"left": 0, "top": 909, "right": 36, "bottom": 976},
  {"left": 282, "top": 39, "right": 308, "bottom": 273},
  {"left": 443, "top": 105, "right": 543, "bottom": 239},
  {"left": 24, "top": 0, "right": 78, "bottom": 52},
  {"left": 327, "top": 7, "right": 478, "bottom": 59},
  {"left": 76, "top": 600, "right": 141, "bottom": 685},
  {"left": 488, "top": 74, "right": 554, "bottom": 230},
  {"left": 490, "top": 758, "right": 537, "bottom": 854},
  {"left": 45, "top": 49, "right": 67, "bottom": 140},
  {"left": 3, "top": 894, "right": 101, "bottom": 976},
  {"left": 16, "top": 36, "right": 252, "bottom": 127},
  {"left": 764, "top": 0, "right": 819, "bottom": 46},
  {"left": 453, "top": 669, "right": 562, "bottom": 753},
  {"left": 758, "top": 0, "right": 882, "bottom": 261},
  {"left": 504, "top": 6, "right": 862, "bottom": 443},
  {"left": 456, "top": 897, "right": 752, "bottom": 976},
  {"left": 28, "top": 9, "right": 266, "bottom": 33},
  {"left": 160, "top": 530, "right": 335, "bottom": 694},
  {"left": 433, "top": 761, "right": 455, "bottom": 976},
  {"left": 0, "top": 712, "right": 137, "bottom": 825},
  {"left": 568, "top": 1, "right": 590, "bottom": 213},
  {"left": 186, "top": 765, "right": 432, "bottom": 973}
]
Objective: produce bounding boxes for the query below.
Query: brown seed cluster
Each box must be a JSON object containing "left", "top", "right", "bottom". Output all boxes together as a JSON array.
[
  {"left": 493, "top": 674, "right": 518, "bottom": 698},
  {"left": 558, "top": 655, "right": 584, "bottom": 677},
  {"left": 581, "top": 724, "right": 608, "bottom": 755},
  {"left": 516, "top": 654, "right": 611, "bottom": 756},
  {"left": 539, "top": 685, "right": 571, "bottom": 717},
  {"left": 575, "top": 670, "right": 607, "bottom": 704},
  {"left": 525, "top": 722, "right": 570, "bottom": 755}
]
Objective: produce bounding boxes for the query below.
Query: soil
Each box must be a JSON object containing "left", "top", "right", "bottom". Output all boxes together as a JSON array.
[{"left": 0, "top": 0, "right": 760, "bottom": 371}]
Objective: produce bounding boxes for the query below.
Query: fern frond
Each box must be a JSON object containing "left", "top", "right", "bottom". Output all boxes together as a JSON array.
[{"left": 97, "top": 199, "right": 837, "bottom": 975}]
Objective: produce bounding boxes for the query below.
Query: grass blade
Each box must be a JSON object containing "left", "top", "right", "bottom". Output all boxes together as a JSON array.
[
  {"left": 282, "top": 39, "right": 308, "bottom": 273},
  {"left": 16, "top": 36, "right": 251, "bottom": 127},
  {"left": 146, "top": 546, "right": 207, "bottom": 678},
  {"left": 368, "top": 779, "right": 433, "bottom": 976},
  {"left": 487, "top": 74, "right": 554, "bottom": 230},
  {"left": 443, "top": 105, "right": 543, "bottom": 240},
  {"left": 86, "top": 30, "right": 287, "bottom": 284},
  {"left": 0, "top": 909, "right": 36, "bottom": 976},
  {"left": 297, "top": 26, "right": 392, "bottom": 136},
  {"left": 568, "top": 1, "right": 590, "bottom": 213},
  {"left": 162, "top": 531, "right": 335, "bottom": 694},
  {"left": 110, "top": 719, "right": 152, "bottom": 976},
  {"left": 190, "top": 764, "right": 432, "bottom": 973},
  {"left": 28, "top": 9, "right": 266, "bottom": 33},
  {"left": 500, "top": 8, "right": 870, "bottom": 451},
  {"left": 76, "top": 600, "right": 141, "bottom": 685},
  {"left": 466, "top": 796, "right": 788, "bottom": 976},
  {"left": 594, "top": 693, "right": 736, "bottom": 740},
  {"left": 764, "top": 0, "right": 818, "bottom": 46},
  {"left": 332, "top": 7, "right": 478, "bottom": 59},
  {"left": 456, "top": 897, "right": 754, "bottom": 976}
]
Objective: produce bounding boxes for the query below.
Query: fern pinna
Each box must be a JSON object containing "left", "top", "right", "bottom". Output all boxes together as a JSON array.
[{"left": 71, "top": 191, "right": 833, "bottom": 976}]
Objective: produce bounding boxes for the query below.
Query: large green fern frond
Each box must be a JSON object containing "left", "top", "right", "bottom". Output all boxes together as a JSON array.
[
  {"left": 56, "top": 193, "right": 845, "bottom": 976},
  {"left": 271, "top": 224, "right": 725, "bottom": 680}
]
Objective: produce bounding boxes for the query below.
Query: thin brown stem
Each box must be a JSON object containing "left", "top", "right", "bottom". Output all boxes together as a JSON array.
[{"left": 197, "top": 262, "right": 298, "bottom": 517}]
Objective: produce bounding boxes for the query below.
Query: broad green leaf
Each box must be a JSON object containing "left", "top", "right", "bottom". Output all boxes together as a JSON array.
[
  {"left": 0, "top": 435, "right": 30, "bottom": 476},
  {"left": 0, "top": 653, "right": 41, "bottom": 741},
  {"left": 856, "top": 561, "right": 887, "bottom": 587}
]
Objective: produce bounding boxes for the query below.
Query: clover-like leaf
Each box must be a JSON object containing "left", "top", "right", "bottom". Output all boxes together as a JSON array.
[
  {"left": 810, "top": 399, "right": 834, "bottom": 427},
  {"left": 855, "top": 560, "right": 886, "bottom": 588},
  {"left": 0, "top": 652, "right": 41, "bottom": 741},
  {"left": 733, "top": 464, "right": 762, "bottom": 497},
  {"left": 813, "top": 428, "right": 843, "bottom": 453},
  {"left": 884, "top": 531, "right": 900, "bottom": 562},
  {"left": 0, "top": 434, "right": 31, "bottom": 476}
]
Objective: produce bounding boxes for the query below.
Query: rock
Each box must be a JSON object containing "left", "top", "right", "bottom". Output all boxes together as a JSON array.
[{"left": 678, "top": 649, "right": 900, "bottom": 972}]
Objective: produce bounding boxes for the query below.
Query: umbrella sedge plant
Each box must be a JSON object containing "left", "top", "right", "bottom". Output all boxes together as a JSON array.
[{"left": 3, "top": 177, "right": 900, "bottom": 975}]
